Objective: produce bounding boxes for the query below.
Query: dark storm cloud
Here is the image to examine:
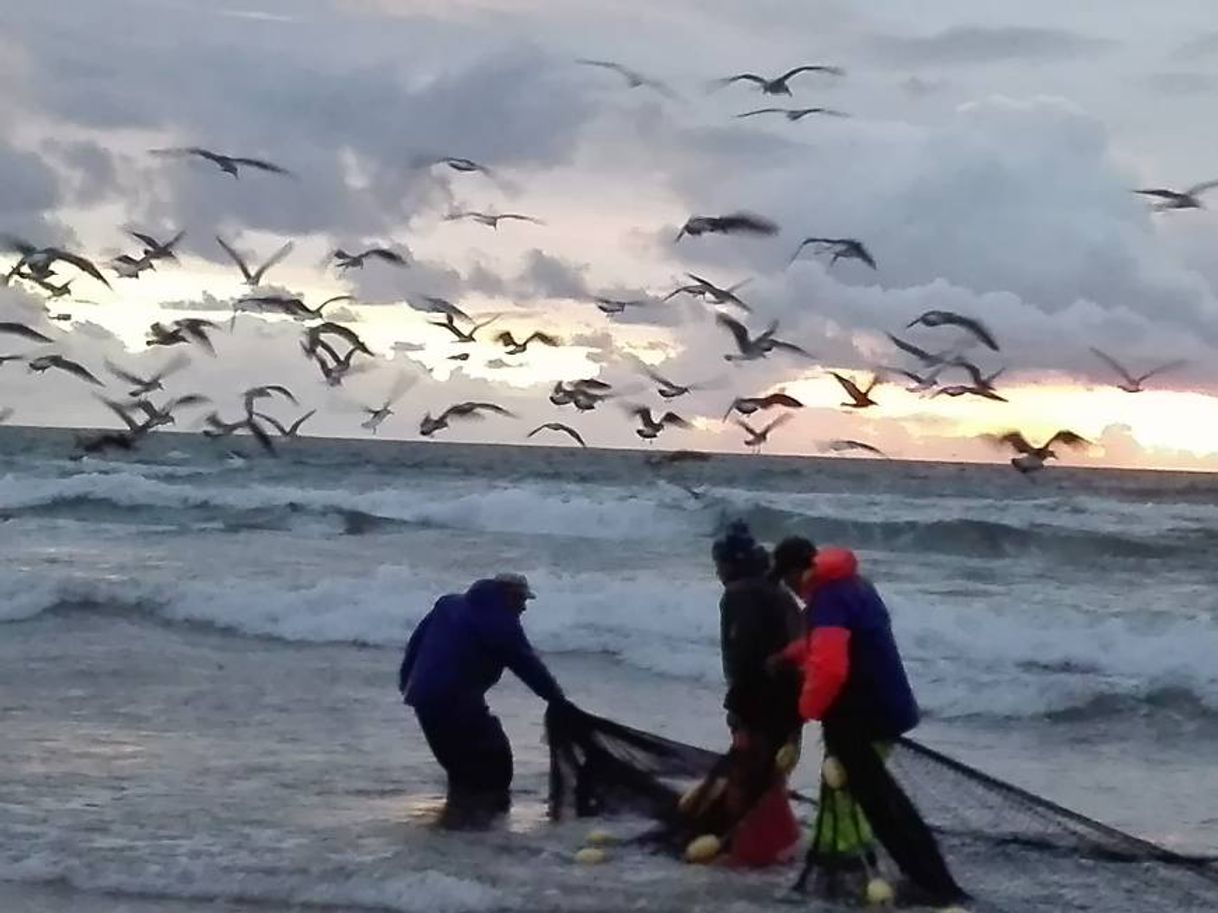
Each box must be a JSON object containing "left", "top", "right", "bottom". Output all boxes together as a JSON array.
[
  {"left": 7, "top": 0, "right": 600, "bottom": 259},
  {"left": 868, "top": 26, "right": 1114, "bottom": 67},
  {"left": 511, "top": 250, "right": 589, "bottom": 300}
]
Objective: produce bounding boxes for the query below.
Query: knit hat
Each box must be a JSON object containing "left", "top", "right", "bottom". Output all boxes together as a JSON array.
[{"left": 712, "top": 519, "right": 768, "bottom": 572}]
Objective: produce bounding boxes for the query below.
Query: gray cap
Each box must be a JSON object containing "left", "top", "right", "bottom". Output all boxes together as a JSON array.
[{"left": 494, "top": 572, "right": 536, "bottom": 599}]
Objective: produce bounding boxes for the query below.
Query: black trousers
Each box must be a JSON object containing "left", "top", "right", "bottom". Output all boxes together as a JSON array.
[
  {"left": 812, "top": 723, "right": 967, "bottom": 905},
  {"left": 415, "top": 706, "right": 513, "bottom": 805}
]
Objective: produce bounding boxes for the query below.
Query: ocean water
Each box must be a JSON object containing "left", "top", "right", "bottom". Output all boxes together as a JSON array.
[{"left": 2, "top": 426, "right": 1217, "bottom": 911}]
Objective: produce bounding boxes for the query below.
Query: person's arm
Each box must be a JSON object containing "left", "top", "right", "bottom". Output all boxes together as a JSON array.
[
  {"left": 798, "top": 627, "right": 850, "bottom": 720},
  {"left": 398, "top": 610, "right": 434, "bottom": 694},
  {"left": 720, "top": 586, "right": 761, "bottom": 686},
  {"left": 492, "top": 612, "right": 564, "bottom": 703}
]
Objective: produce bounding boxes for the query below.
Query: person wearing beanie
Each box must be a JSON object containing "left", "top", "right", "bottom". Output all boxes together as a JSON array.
[{"left": 678, "top": 520, "right": 803, "bottom": 866}]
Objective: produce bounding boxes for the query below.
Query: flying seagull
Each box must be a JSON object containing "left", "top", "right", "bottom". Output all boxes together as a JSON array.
[
  {"left": 736, "top": 107, "right": 847, "bottom": 121},
  {"left": 640, "top": 365, "right": 712, "bottom": 400},
  {"left": 593, "top": 296, "right": 651, "bottom": 315},
  {"left": 791, "top": 237, "right": 876, "bottom": 270},
  {"left": 150, "top": 147, "right": 295, "bottom": 179},
  {"left": 420, "top": 401, "right": 515, "bottom": 437},
  {"left": 1134, "top": 181, "right": 1218, "bottom": 211},
  {"left": 734, "top": 413, "right": 793, "bottom": 452},
  {"left": 954, "top": 360, "right": 1005, "bottom": 395},
  {"left": 1090, "top": 348, "right": 1185, "bottom": 393},
  {"left": 202, "top": 411, "right": 278, "bottom": 456},
  {"left": 665, "top": 273, "right": 751, "bottom": 312},
  {"left": 0, "top": 321, "right": 53, "bottom": 343},
  {"left": 419, "top": 156, "right": 494, "bottom": 177},
  {"left": 1, "top": 235, "right": 113, "bottom": 289},
  {"left": 215, "top": 236, "right": 294, "bottom": 287},
  {"left": 675, "top": 212, "right": 778, "bottom": 242},
  {"left": 550, "top": 379, "right": 613, "bottom": 412},
  {"left": 311, "top": 345, "right": 370, "bottom": 388},
  {"left": 627, "top": 406, "right": 692, "bottom": 440},
  {"left": 238, "top": 293, "right": 352, "bottom": 321},
  {"left": 253, "top": 409, "right": 317, "bottom": 438},
  {"left": 528, "top": 422, "right": 587, "bottom": 447},
  {"left": 907, "top": 310, "right": 1000, "bottom": 352},
  {"left": 576, "top": 59, "right": 676, "bottom": 98},
  {"left": 331, "top": 247, "right": 408, "bottom": 271},
  {"left": 35, "top": 277, "right": 74, "bottom": 300},
  {"left": 431, "top": 312, "right": 500, "bottom": 343},
  {"left": 716, "top": 314, "right": 812, "bottom": 362},
  {"left": 360, "top": 374, "right": 416, "bottom": 434},
  {"left": 724, "top": 391, "right": 803, "bottom": 419},
  {"left": 147, "top": 319, "right": 218, "bottom": 355},
  {"left": 713, "top": 65, "right": 845, "bottom": 96},
  {"left": 822, "top": 439, "right": 888, "bottom": 458},
  {"left": 304, "top": 322, "right": 373, "bottom": 359},
  {"left": 242, "top": 384, "right": 297, "bottom": 418},
  {"left": 104, "top": 353, "right": 190, "bottom": 398},
  {"left": 444, "top": 211, "right": 544, "bottom": 229},
  {"left": 27, "top": 354, "right": 102, "bottom": 386},
  {"left": 890, "top": 366, "right": 946, "bottom": 394},
  {"left": 831, "top": 371, "right": 881, "bottom": 409},
  {"left": 991, "top": 430, "right": 1089, "bottom": 475},
  {"left": 411, "top": 296, "right": 471, "bottom": 324},
  {"left": 932, "top": 383, "right": 1008, "bottom": 403},
  {"left": 496, "top": 330, "right": 560, "bottom": 355},
  {"left": 112, "top": 254, "right": 156, "bottom": 279},
  {"left": 129, "top": 229, "right": 185, "bottom": 262},
  {"left": 104, "top": 395, "right": 210, "bottom": 434},
  {"left": 886, "top": 332, "right": 956, "bottom": 367}
]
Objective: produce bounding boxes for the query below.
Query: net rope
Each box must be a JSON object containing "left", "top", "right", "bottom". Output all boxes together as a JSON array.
[{"left": 546, "top": 705, "right": 1218, "bottom": 911}]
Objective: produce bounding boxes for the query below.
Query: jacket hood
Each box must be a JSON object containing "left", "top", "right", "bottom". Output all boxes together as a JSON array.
[{"left": 800, "top": 548, "right": 858, "bottom": 596}]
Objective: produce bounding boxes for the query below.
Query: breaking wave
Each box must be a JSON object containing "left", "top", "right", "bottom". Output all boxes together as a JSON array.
[
  {"left": 4, "top": 561, "right": 1218, "bottom": 724},
  {"left": 1, "top": 470, "right": 1214, "bottom": 562}
]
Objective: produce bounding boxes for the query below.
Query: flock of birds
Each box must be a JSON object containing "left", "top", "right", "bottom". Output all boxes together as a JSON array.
[{"left": 0, "top": 56, "right": 1198, "bottom": 474}]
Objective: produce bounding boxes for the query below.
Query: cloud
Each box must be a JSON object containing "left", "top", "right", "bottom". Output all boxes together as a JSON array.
[
  {"left": 1143, "top": 72, "right": 1218, "bottom": 96},
  {"left": 6, "top": 0, "right": 1218, "bottom": 467},
  {"left": 1177, "top": 32, "right": 1218, "bottom": 60},
  {"left": 513, "top": 250, "right": 590, "bottom": 300},
  {"left": 7, "top": 4, "right": 602, "bottom": 259},
  {"left": 868, "top": 26, "right": 1114, "bottom": 67}
]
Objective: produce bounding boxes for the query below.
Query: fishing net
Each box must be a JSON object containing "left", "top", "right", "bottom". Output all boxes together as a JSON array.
[{"left": 546, "top": 705, "right": 1218, "bottom": 912}]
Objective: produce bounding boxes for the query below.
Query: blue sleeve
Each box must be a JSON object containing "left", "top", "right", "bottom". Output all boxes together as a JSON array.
[
  {"left": 398, "top": 610, "right": 433, "bottom": 694},
  {"left": 808, "top": 585, "right": 852, "bottom": 630},
  {"left": 484, "top": 611, "right": 564, "bottom": 703}
]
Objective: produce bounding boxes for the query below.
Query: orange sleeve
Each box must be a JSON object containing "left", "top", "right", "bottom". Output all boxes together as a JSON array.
[
  {"left": 780, "top": 637, "right": 809, "bottom": 666},
  {"left": 798, "top": 627, "right": 851, "bottom": 721}
]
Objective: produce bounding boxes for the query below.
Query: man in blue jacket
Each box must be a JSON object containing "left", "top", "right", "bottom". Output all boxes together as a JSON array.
[{"left": 399, "top": 573, "right": 564, "bottom": 825}]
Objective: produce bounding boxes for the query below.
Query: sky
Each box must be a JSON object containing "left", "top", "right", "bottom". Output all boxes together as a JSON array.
[{"left": 4, "top": 0, "right": 1218, "bottom": 469}]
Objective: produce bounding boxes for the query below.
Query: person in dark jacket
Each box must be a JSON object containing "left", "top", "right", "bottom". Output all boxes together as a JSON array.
[
  {"left": 679, "top": 521, "right": 802, "bottom": 866},
  {"left": 399, "top": 573, "right": 564, "bottom": 825}
]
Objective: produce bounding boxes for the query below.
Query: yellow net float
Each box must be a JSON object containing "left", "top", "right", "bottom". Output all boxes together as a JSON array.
[
  {"left": 574, "top": 847, "right": 608, "bottom": 865},
  {"left": 775, "top": 741, "right": 800, "bottom": 774},
  {"left": 822, "top": 756, "right": 847, "bottom": 789},
  {"left": 684, "top": 834, "right": 722, "bottom": 864},
  {"left": 865, "top": 876, "right": 895, "bottom": 906},
  {"left": 584, "top": 829, "right": 616, "bottom": 847}
]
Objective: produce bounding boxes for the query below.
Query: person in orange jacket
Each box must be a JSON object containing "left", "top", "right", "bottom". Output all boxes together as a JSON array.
[{"left": 777, "top": 547, "right": 966, "bottom": 905}]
